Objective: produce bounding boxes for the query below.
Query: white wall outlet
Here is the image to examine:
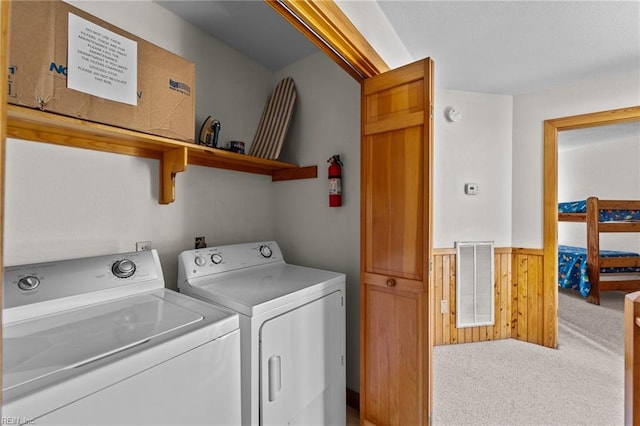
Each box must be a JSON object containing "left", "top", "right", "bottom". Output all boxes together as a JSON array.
[
  {"left": 136, "top": 241, "right": 152, "bottom": 252},
  {"left": 440, "top": 300, "right": 449, "bottom": 314}
]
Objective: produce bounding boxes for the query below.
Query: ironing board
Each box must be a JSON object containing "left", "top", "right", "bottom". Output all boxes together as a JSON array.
[{"left": 248, "top": 77, "right": 297, "bottom": 160}]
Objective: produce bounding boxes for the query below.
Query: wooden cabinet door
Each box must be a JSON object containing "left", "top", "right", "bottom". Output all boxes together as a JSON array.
[{"left": 360, "top": 58, "right": 434, "bottom": 426}]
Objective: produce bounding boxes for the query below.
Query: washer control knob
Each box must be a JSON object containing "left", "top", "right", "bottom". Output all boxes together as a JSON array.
[
  {"left": 18, "top": 276, "right": 40, "bottom": 291},
  {"left": 195, "top": 256, "right": 206, "bottom": 267},
  {"left": 112, "top": 259, "right": 136, "bottom": 278},
  {"left": 259, "top": 245, "right": 272, "bottom": 258},
  {"left": 211, "top": 253, "right": 223, "bottom": 265}
]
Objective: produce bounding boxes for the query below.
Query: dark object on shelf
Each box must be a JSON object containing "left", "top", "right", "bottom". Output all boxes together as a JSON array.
[
  {"left": 199, "top": 116, "right": 221, "bottom": 147},
  {"left": 215, "top": 141, "right": 245, "bottom": 154},
  {"left": 227, "top": 141, "right": 245, "bottom": 154}
]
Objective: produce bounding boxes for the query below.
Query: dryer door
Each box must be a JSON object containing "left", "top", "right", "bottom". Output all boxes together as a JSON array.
[{"left": 259, "top": 290, "right": 345, "bottom": 426}]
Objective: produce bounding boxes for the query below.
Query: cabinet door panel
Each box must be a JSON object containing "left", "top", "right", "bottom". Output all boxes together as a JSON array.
[
  {"left": 362, "top": 282, "right": 426, "bottom": 426},
  {"left": 365, "top": 80, "right": 425, "bottom": 123},
  {"left": 365, "top": 126, "right": 424, "bottom": 280}
]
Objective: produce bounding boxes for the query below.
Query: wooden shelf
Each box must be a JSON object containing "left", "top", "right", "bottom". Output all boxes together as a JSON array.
[{"left": 6, "top": 105, "right": 317, "bottom": 204}]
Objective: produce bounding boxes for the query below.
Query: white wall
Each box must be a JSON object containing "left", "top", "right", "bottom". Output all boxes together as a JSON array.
[
  {"left": 271, "top": 53, "right": 361, "bottom": 391},
  {"left": 4, "top": 1, "right": 279, "bottom": 289},
  {"left": 67, "top": 0, "right": 272, "bottom": 147},
  {"left": 558, "top": 136, "right": 640, "bottom": 203},
  {"left": 512, "top": 69, "right": 640, "bottom": 248},
  {"left": 4, "top": 141, "right": 276, "bottom": 288},
  {"left": 433, "top": 90, "right": 513, "bottom": 248},
  {"left": 558, "top": 135, "right": 640, "bottom": 252}
]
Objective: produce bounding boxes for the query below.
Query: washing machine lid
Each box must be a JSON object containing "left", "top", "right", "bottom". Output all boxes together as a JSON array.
[
  {"left": 3, "top": 292, "right": 204, "bottom": 392},
  {"left": 185, "top": 263, "right": 345, "bottom": 316}
]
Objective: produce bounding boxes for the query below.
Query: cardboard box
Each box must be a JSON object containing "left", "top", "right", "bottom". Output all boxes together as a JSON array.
[{"left": 7, "top": 0, "right": 195, "bottom": 142}]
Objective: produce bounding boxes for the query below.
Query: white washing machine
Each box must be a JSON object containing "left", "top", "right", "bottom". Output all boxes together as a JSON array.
[
  {"left": 178, "top": 241, "right": 346, "bottom": 426},
  {"left": 3, "top": 249, "right": 241, "bottom": 425}
]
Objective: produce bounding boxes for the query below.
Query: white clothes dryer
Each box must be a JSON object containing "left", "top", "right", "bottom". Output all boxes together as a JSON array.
[
  {"left": 178, "top": 241, "right": 346, "bottom": 426},
  {"left": 3, "top": 249, "right": 241, "bottom": 425}
]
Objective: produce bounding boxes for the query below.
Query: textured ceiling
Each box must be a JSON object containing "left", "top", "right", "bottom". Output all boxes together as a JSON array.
[
  {"left": 155, "top": 1, "right": 640, "bottom": 96},
  {"left": 377, "top": 0, "right": 640, "bottom": 94}
]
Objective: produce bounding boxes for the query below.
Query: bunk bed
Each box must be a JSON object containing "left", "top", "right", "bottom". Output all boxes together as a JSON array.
[{"left": 558, "top": 197, "right": 640, "bottom": 304}]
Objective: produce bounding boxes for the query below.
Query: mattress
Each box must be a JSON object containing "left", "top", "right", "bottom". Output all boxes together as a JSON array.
[
  {"left": 558, "top": 245, "right": 640, "bottom": 297},
  {"left": 558, "top": 200, "right": 640, "bottom": 221}
]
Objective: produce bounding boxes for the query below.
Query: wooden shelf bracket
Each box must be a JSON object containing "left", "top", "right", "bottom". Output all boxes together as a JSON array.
[{"left": 160, "top": 147, "right": 188, "bottom": 204}]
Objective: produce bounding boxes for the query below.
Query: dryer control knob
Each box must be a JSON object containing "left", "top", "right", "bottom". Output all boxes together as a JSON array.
[
  {"left": 195, "top": 256, "right": 206, "bottom": 267},
  {"left": 112, "top": 259, "right": 136, "bottom": 278},
  {"left": 211, "top": 253, "right": 223, "bottom": 265},
  {"left": 18, "top": 276, "right": 40, "bottom": 291},
  {"left": 259, "top": 245, "right": 272, "bottom": 258}
]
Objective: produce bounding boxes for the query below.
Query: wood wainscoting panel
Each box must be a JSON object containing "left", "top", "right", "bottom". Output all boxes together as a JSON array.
[
  {"left": 432, "top": 247, "right": 544, "bottom": 346},
  {"left": 513, "top": 249, "right": 545, "bottom": 345}
]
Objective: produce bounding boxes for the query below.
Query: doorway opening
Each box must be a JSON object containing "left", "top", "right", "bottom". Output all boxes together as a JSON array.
[{"left": 542, "top": 106, "right": 640, "bottom": 347}]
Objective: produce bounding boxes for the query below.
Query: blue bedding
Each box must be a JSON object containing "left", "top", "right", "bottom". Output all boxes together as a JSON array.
[
  {"left": 558, "top": 200, "right": 640, "bottom": 221},
  {"left": 558, "top": 245, "right": 640, "bottom": 297}
]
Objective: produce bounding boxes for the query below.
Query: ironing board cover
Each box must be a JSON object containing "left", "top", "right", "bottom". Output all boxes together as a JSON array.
[{"left": 249, "top": 77, "right": 297, "bottom": 160}]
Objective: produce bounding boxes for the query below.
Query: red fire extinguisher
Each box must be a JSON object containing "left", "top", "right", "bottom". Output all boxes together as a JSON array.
[{"left": 328, "top": 155, "right": 343, "bottom": 207}]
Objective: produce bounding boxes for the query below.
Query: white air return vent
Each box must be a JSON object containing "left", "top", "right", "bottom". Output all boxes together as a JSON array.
[{"left": 455, "top": 241, "right": 495, "bottom": 328}]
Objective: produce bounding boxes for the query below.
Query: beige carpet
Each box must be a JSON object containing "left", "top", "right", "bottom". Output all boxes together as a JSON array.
[{"left": 432, "top": 289, "right": 625, "bottom": 425}]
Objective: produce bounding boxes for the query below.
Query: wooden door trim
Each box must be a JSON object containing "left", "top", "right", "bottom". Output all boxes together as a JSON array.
[
  {"left": 543, "top": 105, "right": 640, "bottom": 348},
  {"left": 423, "top": 57, "right": 435, "bottom": 419},
  {"left": 264, "top": 0, "right": 389, "bottom": 81},
  {"left": 0, "top": 0, "right": 9, "bottom": 405}
]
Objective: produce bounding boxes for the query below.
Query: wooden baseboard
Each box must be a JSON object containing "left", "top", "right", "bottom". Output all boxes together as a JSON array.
[{"left": 346, "top": 388, "right": 360, "bottom": 411}]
